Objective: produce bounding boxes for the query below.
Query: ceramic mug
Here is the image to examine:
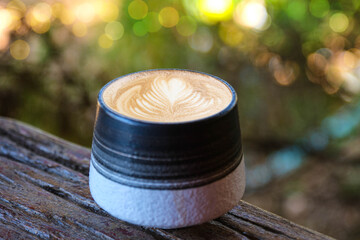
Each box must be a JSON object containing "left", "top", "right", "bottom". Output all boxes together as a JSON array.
[{"left": 89, "top": 69, "right": 245, "bottom": 228}]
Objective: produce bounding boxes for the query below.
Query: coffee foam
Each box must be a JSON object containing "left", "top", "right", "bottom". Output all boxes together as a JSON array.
[{"left": 102, "top": 70, "right": 233, "bottom": 122}]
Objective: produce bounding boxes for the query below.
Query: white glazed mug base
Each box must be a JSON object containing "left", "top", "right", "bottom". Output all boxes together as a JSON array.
[{"left": 89, "top": 156, "right": 245, "bottom": 229}]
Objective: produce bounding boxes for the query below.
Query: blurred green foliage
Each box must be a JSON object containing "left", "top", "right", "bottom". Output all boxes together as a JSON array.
[{"left": 1, "top": 0, "right": 359, "bottom": 146}]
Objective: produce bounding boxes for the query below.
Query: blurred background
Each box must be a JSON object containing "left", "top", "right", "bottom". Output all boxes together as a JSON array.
[{"left": 0, "top": 0, "right": 360, "bottom": 238}]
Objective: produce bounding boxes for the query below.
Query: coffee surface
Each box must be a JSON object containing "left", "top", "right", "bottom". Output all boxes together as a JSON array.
[{"left": 102, "top": 70, "right": 232, "bottom": 122}]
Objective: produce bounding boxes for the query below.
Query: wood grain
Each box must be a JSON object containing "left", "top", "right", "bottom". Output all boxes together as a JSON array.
[{"left": 0, "top": 117, "right": 334, "bottom": 240}]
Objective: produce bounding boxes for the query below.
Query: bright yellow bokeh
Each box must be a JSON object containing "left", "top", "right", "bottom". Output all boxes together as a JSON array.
[
  {"left": 25, "top": 10, "right": 35, "bottom": 26},
  {"left": 72, "top": 22, "right": 87, "bottom": 37},
  {"left": 329, "top": 13, "right": 349, "bottom": 33},
  {"left": 105, "top": 21, "right": 124, "bottom": 40},
  {"left": 32, "top": 20, "right": 50, "bottom": 34},
  {"left": 97, "top": 1, "right": 119, "bottom": 22},
  {"left": 199, "top": 0, "right": 233, "bottom": 22},
  {"left": 98, "top": 34, "right": 113, "bottom": 48},
  {"left": 159, "top": 7, "right": 179, "bottom": 28},
  {"left": 128, "top": 0, "right": 148, "bottom": 20},
  {"left": 33, "top": 2, "right": 52, "bottom": 23},
  {"left": 234, "top": 0, "right": 269, "bottom": 30},
  {"left": 25, "top": 7, "right": 51, "bottom": 34},
  {"left": 7, "top": 0, "right": 26, "bottom": 14},
  {"left": 176, "top": 16, "right": 197, "bottom": 36},
  {"left": 219, "top": 22, "right": 243, "bottom": 46},
  {"left": 10, "top": 39, "right": 30, "bottom": 60},
  {"left": 51, "top": 3, "right": 63, "bottom": 18},
  {"left": 59, "top": 8, "right": 75, "bottom": 25},
  {"left": 0, "top": 8, "right": 22, "bottom": 33},
  {"left": 75, "top": 3, "right": 95, "bottom": 23},
  {"left": 0, "top": 9, "right": 13, "bottom": 31}
]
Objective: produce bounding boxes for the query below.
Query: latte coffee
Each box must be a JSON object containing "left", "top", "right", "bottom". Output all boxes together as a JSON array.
[
  {"left": 102, "top": 70, "right": 232, "bottom": 122},
  {"left": 90, "top": 69, "right": 245, "bottom": 229}
]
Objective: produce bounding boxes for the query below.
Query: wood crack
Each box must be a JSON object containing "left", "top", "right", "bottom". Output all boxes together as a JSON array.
[
  {"left": 230, "top": 213, "right": 295, "bottom": 238},
  {"left": 71, "top": 220, "right": 115, "bottom": 240},
  {"left": 144, "top": 228, "right": 183, "bottom": 240},
  {"left": 216, "top": 213, "right": 294, "bottom": 240},
  {"left": 14, "top": 170, "right": 108, "bottom": 217},
  {"left": 213, "top": 218, "right": 258, "bottom": 240},
  {"left": 0, "top": 197, "right": 47, "bottom": 220},
  {"left": 0, "top": 206, "right": 51, "bottom": 239},
  {"left": 0, "top": 142, "right": 84, "bottom": 183},
  {"left": 0, "top": 196, "right": 116, "bottom": 240},
  {"left": 0, "top": 173, "right": 15, "bottom": 185},
  {"left": 0, "top": 127, "right": 89, "bottom": 175}
]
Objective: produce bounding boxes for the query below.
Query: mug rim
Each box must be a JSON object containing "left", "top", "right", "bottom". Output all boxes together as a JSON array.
[{"left": 98, "top": 68, "right": 238, "bottom": 125}]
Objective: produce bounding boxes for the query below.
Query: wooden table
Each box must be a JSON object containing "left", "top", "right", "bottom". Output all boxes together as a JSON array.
[{"left": 0, "top": 117, "right": 334, "bottom": 240}]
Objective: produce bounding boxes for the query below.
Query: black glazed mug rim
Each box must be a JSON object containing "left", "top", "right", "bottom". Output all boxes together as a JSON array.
[{"left": 97, "top": 68, "right": 238, "bottom": 125}]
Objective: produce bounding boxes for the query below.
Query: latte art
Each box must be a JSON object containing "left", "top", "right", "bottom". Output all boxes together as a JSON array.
[
  {"left": 116, "top": 77, "right": 223, "bottom": 121},
  {"left": 102, "top": 70, "right": 232, "bottom": 122}
]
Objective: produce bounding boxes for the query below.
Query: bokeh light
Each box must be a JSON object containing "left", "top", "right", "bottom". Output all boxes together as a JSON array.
[
  {"left": 342, "top": 51, "right": 357, "bottom": 70},
  {"left": 0, "top": 0, "right": 356, "bottom": 101},
  {"left": 7, "top": 0, "right": 26, "bottom": 14},
  {"left": 133, "top": 21, "right": 147, "bottom": 37},
  {"left": 189, "top": 27, "right": 213, "bottom": 53},
  {"left": 274, "top": 61, "right": 299, "bottom": 86},
  {"left": 128, "top": 0, "right": 148, "bottom": 20},
  {"left": 329, "top": 13, "right": 349, "bottom": 33},
  {"left": 75, "top": 2, "right": 95, "bottom": 23},
  {"left": 327, "top": 50, "right": 360, "bottom": 94},
  {"left": 0, "top": 0, "right": 357, "bottom": 100},
  {"left": 285, "top": 0, "right": 306, "bottom": 21},
  {"left": 309, "top": 0, "right": 329, "bottom": 18},
  {"left": 51, "top": 2, "right": 64, "bottom": 19},
  {"left": 219, "top": 22, "right": 243, "bottom": 46},
  {"left": 32, "top": 2, "right": 52, "bottom": 23},
  {"left": 59, "top": 7, "right": 75, "bottom": 25},
  {"left": 159, "top": 7, "right": 179, "bottom": 28},
  {"left": 307, "top": 52, "right": 328, "bottom": 78},
  {"left": 32, "top": 21, "right": 51, "bottom": 34},
  {"left": 0, "top": 9, "right": 13, "bottom": 32},
  {"left": 234, "top": 0, "right": 270, "bottom": 31},
  {"left": 199, "top": 0, "right": 233, "bottom": 22},
  {"left": 26, "top": 6, "right": 51, "bottom": 34},
  {"left": 98, "top": 34, "right": 113, "bottom": 48},
  {"left": 143, "top": 12, "right": 161, "bottom": 33},
  {"left": 72, "top": 22, "right": 87, "bottom": 37},
  {"left": 97, "top": 1, "right": 119, "bottom": 22},
  {"left": 176, "top": 16, "right": 197, "bottom": 36},
  {"left": 105, "top": 21, "right": 124, "bottom": 40},
  {"left": 10, "top": 39, "right": 30, "bottom": 60},
  {"left": 0, "top": 33, "right": 10, "bottom": 51}
]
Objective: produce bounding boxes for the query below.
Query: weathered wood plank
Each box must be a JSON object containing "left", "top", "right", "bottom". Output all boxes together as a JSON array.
[
  {"left": 0, "top": 223, "right": 32, "bottom": 240},
  {"left": 0, "top": 117, "right": 334, "bottom": 240},
  {"left": 166, "top": 221, "right": 250, "bottom": 240},
  {"left": 0, "top": 117, "right": 90, "bottom": 174},
  {"left": 226, "top": 204, "right": 331, "bottom": 240},
  {"left": 0, "top": 157, "right": 156, "bottom": 240}
]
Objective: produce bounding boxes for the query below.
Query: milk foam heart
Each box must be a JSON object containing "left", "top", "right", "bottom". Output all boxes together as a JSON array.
[{"left": 102, "top": 70, "right": 232, "bottom": 122}]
